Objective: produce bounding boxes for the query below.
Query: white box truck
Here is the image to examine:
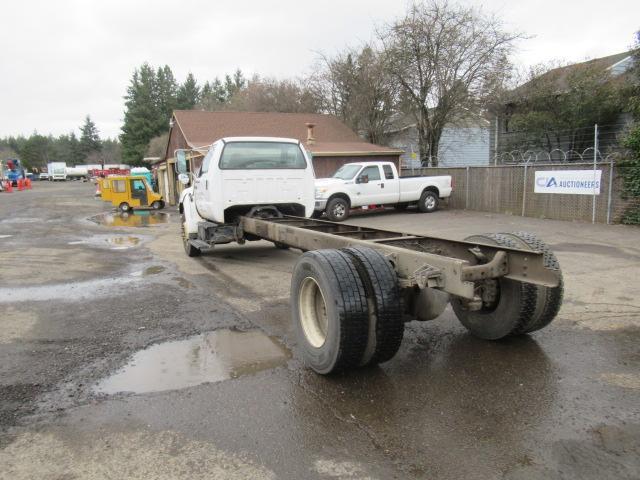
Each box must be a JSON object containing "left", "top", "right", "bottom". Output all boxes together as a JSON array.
[{"left": 47, "top": 162, "right": 67, "bottom": 181}]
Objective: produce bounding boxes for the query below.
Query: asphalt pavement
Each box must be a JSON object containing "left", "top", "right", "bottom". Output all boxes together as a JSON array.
[{"left": 1, "top": 181, "right": 639, "bottom": 479}]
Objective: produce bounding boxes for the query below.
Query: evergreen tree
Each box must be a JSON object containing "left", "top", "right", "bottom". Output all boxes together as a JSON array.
[
  {"left": 176, "top": 72, "right": 200, "bottom": 110},
  {"left": 120, "top": 63, "right": 165, "bottom": 165},
  {"left": 79, "top": 115, "right": 102, "bottom": 161},
  {"left": 156, "top": 65, "right": 178, "bottom": 121}
]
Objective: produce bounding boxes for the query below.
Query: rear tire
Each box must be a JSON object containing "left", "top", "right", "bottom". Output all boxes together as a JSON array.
[
  {"left": 497, "top": 232, "right": 563, "bottom": 334},
  {"left": 119, "top": 202, "right": 131, "bottom": 212},
  {"left": 341, "top": 247, "right": 404, "bottom": 365},
  {"left": 451, "top": 234, "right": 538, "bottom": 340},
  {"left": 417, "top": 190, "right": 439, "bottom": 213},
  {"left": 326, "top": 197, "right": 349, "bottom": 222},
  {"left": 291, "top": 249, "right": 369, "bottom": 374}
]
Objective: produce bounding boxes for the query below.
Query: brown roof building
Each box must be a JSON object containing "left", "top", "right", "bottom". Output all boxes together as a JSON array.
[{"left": 156, "top": 110, "right": 403, "bottom": 205}]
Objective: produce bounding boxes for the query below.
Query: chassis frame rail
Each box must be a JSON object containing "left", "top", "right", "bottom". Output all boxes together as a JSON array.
[{"left": 240, "top": 216, "right": 559, "bottom": 300}]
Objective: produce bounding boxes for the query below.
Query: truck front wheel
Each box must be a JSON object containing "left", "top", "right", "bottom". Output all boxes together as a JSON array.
[
  {"left": 181, "top": 214, "right": 200, "bottom": 257},
  {"left": 326, "top": 197, "right": 349, "bottom": 222},
  {"left": 291, "top": 249, "right": 369, "bottom": 374}
]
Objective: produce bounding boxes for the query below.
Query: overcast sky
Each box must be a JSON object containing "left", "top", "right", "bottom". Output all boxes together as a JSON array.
[{"left": 1, "top": 0, "right": 637, "bottom": 139}]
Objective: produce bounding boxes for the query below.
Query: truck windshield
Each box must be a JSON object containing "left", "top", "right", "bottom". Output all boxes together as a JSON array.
[
  {"left": 219, "top": 142, "right": 306, "bottom": 170},
  {"left": 332, "top": 164, "right": 361, "bottom": 180}
]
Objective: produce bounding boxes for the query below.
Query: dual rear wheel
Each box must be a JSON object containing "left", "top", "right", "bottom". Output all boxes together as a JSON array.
[
  {"left": 291, "top": 247, "right": 404, "bottom": 374},
  {"left": 291, "top": 232, "right": 563, "bottom": 374}
]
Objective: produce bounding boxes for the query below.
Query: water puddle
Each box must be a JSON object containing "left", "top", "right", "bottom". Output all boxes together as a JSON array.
[
  {"left": 144, "top": 265, "right": 165, "bottom": 275},
  {"left": 0, "top": 234, "right": 12, "bottom": 239},
  {"left": 88, "top": 211, "right": 170, "bottom": 228},
  {"left": 0, "top": 217, "right": 40, "bottom": 224},
  {"left": 94, "top": 329, "right": 291, "bottom": 395},
  {"left": 69, "top": 235, "right": 143, "bottom": 250}
]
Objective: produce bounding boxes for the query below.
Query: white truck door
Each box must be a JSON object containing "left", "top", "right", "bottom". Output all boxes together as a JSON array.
[
  {"left": 353, "top": 165, "right": 385, "bottom": 206},
  {"left": 380, "top": 163, "right": 400, "bottom": 205}
]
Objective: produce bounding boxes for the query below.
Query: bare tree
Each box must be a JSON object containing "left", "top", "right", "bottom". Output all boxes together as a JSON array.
[
  {"left": 381, "top": 0, "right": 521, "bottom": 166},
  {"left": 309, "top": 46, "right": 399, "bottom": 144},
  {"left": 226, "top": 76, "right": 320, "bottom": 113}
]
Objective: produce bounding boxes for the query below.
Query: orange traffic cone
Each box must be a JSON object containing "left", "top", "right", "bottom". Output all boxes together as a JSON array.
[
  {"left": 25, "top": 178, "right": 32, "bottom": 189},
  {"left": 5, "top": 180, "right": 13, "bottom": 193},
  {"left": 17, "top": 179, "right": 24, "bottom": 191}
]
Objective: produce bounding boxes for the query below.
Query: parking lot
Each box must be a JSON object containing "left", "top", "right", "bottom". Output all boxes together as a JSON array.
[{"left": 1, "top": 181, "right": 639, "bottom": 479}]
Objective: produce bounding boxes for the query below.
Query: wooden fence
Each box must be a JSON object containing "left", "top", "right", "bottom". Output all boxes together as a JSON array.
[{"left": 402, "top": 162, "right": 637, "bottom": 224}]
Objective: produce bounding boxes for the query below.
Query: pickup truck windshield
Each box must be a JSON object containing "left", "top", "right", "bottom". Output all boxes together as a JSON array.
[
  {"left": 219, "top": 142, "right": 306, "bottom": 170},
  {"left": 332, "top": 164, "right": 361, "bottom": 180}
]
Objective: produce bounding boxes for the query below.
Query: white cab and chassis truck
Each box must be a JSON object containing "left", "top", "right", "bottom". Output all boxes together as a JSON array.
[
  {"left": 314, "top": 162, "right": 452, "bottom": 221},
  {"left": 179, "top": 137, "right": 564, "bottom": 374}
]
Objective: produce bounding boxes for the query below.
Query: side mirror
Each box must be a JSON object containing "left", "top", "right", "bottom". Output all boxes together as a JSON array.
[
  {"left": 178, "top": 173, "right": 190, "bottom": 185},
  {"left": 176, "top": 150, "right": 188, "bottom": 174}
]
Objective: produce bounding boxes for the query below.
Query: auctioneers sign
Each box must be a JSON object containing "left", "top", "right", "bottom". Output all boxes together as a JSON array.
[{"left": 534, "top": 170, "right": 602, "bottom": 195}]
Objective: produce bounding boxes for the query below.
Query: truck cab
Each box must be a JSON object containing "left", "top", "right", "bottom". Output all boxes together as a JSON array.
[{"left": 182, "top": 137, "right": 315, "bottom": 222}]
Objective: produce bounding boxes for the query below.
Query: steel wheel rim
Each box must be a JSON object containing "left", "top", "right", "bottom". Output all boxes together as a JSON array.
[
  {"left": 424, "top": 196, "right": 436, "bottom": 209},
  {"left": 299, "top": 277, "right": 328, "bottom": 348},
  {"left": 332, "top": 202, "right": 346, "bottom": 218}
]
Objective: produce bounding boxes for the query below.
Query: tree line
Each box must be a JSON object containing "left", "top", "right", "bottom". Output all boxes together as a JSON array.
[
  {"left": 0, "top": 116, "right": 120, "bottom": 170},
  {"left": 2, "top": 1, "right": 636, "bottom": 170}
]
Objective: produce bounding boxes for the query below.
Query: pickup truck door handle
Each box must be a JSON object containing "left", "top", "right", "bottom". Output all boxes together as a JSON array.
[
  {"left": 205, "top": 180, "right": 208, "bottom": 190},
  {"left": 380, "top": 183, "right": 384, "bottom": 188}
]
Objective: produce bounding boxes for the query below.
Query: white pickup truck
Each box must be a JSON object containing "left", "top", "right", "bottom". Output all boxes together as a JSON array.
[{"left": 314, "top": 161, "right": 452, "bottom": 221}]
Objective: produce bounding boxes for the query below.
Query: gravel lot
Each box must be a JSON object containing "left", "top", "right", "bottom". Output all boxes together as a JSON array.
[{"left": 1, "top": 181, "right": 639, "bottom": 479}]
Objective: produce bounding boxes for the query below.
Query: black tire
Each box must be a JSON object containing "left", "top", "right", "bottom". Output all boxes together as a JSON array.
[
  {"left": 451, "top": 234, "right": 538, "bottom": 340},
  {"left": 181, "top": 214, "right": 200, "bottom": 257},
  {"left": 341, "top": 247, "right": 404, "bottom": 365},
  {"left": 311, "top": 210, "right": 324, "bottom": 219},
  {"left": 274, "top": 242, "right": 290, "bottom": 250},
  {"left": 151, "top": 200, "right": 164, "bottom": 210},
  {"left": 119, "top": 202, "right": 131, "bottom": 212},
  {"left": 326, "top": 197, "right": 349, "bottom": 222},
  {"left": 497, "top": 232, "right": 563, "bottom": 334},
  {"left": 291, "top": 249, "right": 369, "bottom": 374},
  {"left": 394, "top": 203, "right": 409, "bottom": 211},
  {"left": 417, "top": 190, "right": 439, "bottom": 213}
]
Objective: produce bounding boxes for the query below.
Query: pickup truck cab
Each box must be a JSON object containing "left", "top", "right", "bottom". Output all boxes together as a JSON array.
[{"left": 314, "top": 161, "right": 452, "bottom": 221}]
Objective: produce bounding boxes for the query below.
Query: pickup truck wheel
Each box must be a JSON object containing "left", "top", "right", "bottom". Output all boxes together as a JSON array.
[
  {"left": 291, "top": 249, "right": 369, "bottom": 374},
  {"left": 118, "top": 202, "right": 131, "bottom": 212},
  {"left": 326, "top": 197, "right": 349, "bottom": 222},
  {"left": 418, "top": 190, "right": 439, "bottom": 213},
  {"left": 341, "top": 247, "right": 404, "bottom": 365},
  {"left": 497, "top": 232, "right": 564, "bottom": 334},
  {"left": 181, "top": 214, "right": 200, "bottom": 257},
  {"left": 451, "top": 234, "right": 538, "bottom": 340}
]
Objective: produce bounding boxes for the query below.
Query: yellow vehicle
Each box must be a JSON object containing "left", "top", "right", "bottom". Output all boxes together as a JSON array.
[{"left": 100, "top": 176, "right": 164, "bottom": 212}]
